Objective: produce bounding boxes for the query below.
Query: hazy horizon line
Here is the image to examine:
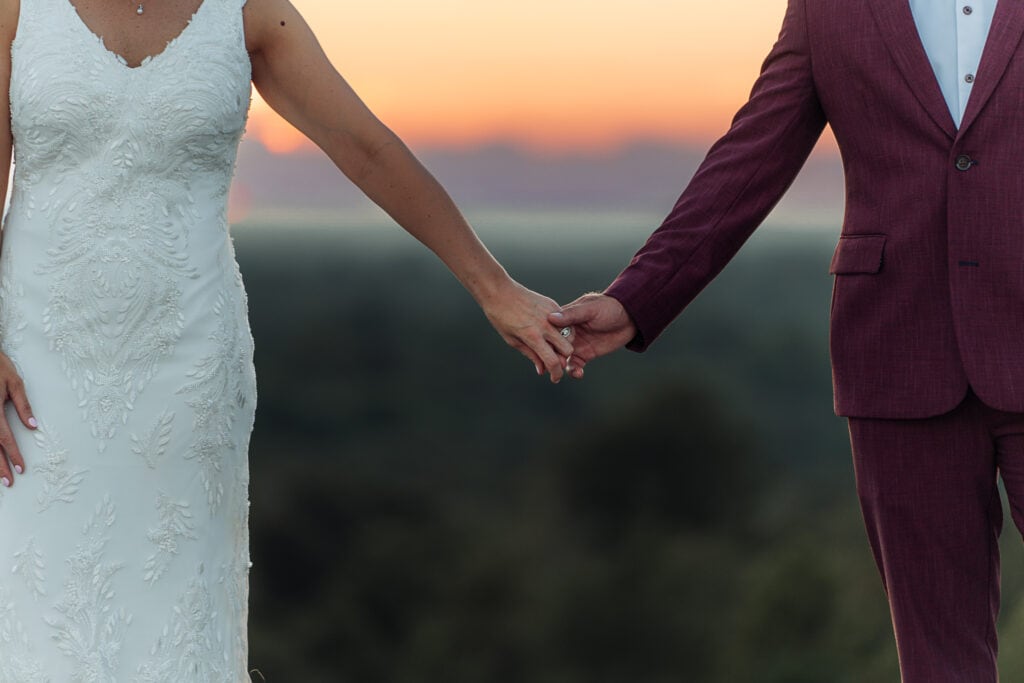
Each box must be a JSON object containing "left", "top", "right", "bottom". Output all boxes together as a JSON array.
[{"left": 240, "top": 130, "right": 841, "bottom": 161}]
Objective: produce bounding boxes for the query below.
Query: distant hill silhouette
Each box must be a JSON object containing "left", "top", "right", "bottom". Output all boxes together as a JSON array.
[{"left": 233, "top": 137, "right": 845, "bottom": 225}]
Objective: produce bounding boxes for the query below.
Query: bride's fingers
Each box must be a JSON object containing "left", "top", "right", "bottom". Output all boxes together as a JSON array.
[
  {"left": 544, "top": 325, "right": 574, "bottom": 358},
  {"left": 0, "top": 452, "right": 11, "bottom": 488},
  {"left": 0, "top": 412, "right": 23, "bottom": 486},
  {"left": 521, "top": 333, "right": 566, "bottom": 383},
  {"left": 7, "top": 376, "right": 36, "bottom": 431}
]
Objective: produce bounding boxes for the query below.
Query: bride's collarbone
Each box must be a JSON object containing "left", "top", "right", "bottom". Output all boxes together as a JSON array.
[{"left": 65, "top": 0, "right": 206, "bottom": 67}]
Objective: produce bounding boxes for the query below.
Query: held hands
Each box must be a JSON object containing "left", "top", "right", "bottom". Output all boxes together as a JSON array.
[
  {"left": 0, "top": 351, "right": 37, "bottom": 487},
  {"left": 549, "top": 293, "right": 637, "bottom": 380},
  {"left": 481, "top": 281, "right": 575, "bottom": 383}
]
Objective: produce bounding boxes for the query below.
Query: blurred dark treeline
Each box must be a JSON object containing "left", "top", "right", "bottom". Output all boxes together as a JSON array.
[{"left": 235, "top": 223, "right": 1024, "bottom": 682}]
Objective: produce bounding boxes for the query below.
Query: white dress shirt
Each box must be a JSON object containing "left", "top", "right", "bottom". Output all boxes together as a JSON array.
[{"left": 908, "top": 0, "right": 998, "bottom": 126}]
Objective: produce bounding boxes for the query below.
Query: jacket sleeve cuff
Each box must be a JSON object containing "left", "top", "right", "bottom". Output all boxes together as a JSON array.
[{"left": 605, "top": 277, "right": 664, "bottom": 353}]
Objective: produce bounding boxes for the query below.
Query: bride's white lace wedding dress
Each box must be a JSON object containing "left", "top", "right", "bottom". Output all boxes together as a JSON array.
[{"left": 0, "top": 0, "right": 257, "bottom": 679}]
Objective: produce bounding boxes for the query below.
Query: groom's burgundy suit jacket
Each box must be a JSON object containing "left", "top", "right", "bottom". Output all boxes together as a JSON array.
[{"left": 606, "top": 0, "right": 1024, "bottom": 419}]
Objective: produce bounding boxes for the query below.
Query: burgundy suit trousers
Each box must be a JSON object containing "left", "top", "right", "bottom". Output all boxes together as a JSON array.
[{"left": 849, "top": 390, "right": 1024, "bottom": 682}]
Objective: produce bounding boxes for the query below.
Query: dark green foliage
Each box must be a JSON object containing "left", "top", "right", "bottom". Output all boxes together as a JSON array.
[
  {"left": 547, "top": 383, "right": 758, "bottom": 543},
  {"left": 235, "top": 224, "right": 1023, "bottom": 681}
]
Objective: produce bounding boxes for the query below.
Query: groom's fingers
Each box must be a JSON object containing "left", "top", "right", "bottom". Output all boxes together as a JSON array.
[
  {"left": 566, "top": 353, "right": 587, "bottom": 378},
  {"left": 550, "top": 301, "right": 600, "bottom": 328},
  {"left": 549, "top": 308, "right": 582, "bottom": 326}
]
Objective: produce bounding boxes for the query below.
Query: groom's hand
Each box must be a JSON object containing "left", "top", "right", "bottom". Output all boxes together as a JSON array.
[{"left": 549, "top": 293, "right": 636, "bottom": 379}]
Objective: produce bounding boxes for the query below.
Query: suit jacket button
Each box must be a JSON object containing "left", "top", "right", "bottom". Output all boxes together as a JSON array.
[{"left": 955, "top": 154, "right": 974, "bottom": 171}]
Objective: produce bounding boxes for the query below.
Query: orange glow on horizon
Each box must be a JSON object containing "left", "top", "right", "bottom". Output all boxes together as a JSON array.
[{"left": 246, "top": 1, "right": 793, "bottom": 154}]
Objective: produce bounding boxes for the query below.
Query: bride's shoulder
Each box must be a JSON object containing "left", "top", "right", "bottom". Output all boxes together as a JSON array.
[{"left": 242, "top": 0, "right": 306, "bottom": 55}]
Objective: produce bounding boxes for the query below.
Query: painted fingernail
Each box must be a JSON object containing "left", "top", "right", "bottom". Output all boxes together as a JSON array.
[
  {"left": 28, "top": 417, "right": 37, "bottom": 428},
  {"left": 2, "top": 477, "right": 10, "bottom": 487},
  {"left": 14, "top": 465, "right": 22, "bottom": 474}
]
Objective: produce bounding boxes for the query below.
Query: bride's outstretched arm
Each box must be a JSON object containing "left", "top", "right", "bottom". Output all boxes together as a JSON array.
[
  {"left": 0, "top": 0, "right": 39, "bottom": 487},
  {"left": 243, "top": 0, "right": 573, "bottom": 381}
]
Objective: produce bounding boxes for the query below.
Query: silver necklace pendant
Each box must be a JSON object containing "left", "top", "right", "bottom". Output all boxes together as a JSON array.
[{"left": 136, "top": 3, "right": 144, "bottom": 14}]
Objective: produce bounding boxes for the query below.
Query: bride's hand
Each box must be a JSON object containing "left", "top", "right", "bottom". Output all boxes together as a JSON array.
[
  {"left": 481, "top": 281, "right": 573, "bottom": 383},
  {"left": 0, "top": 351, "right": 36, "bottom": 487}
]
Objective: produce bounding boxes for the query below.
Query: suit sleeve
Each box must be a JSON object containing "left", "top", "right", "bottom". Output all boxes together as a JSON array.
[{"left": 605, "top": 0, "right": 826, "bottom": 351}]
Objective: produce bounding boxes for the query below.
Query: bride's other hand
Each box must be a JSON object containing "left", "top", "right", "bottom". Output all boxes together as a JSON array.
[
  {"left": 480, "top": 282, "right": 573, "bottom": 383},
  {"left": 0, "top": 352, "right": 37, "bottom": 487}
]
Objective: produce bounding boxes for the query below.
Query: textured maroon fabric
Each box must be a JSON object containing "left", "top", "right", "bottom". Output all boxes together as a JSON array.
[
  {"left": 605, "top": 0, "right": 1024, "bottom": 419},
  {"left": 849, "top": 390, "right": 1024, "bottom": 682}
]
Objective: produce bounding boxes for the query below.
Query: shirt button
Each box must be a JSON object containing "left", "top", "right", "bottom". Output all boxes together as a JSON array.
[
  {"left": 963, "top": 5, "right": 973, "bottom": 14},
  {"left": 965, "top": 73, "right": 975, "bottom": 83},
  {"left": 955, "top": 154, "right": 974, "bottom": 171}
]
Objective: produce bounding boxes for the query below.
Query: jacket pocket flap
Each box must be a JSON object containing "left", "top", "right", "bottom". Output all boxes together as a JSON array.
[{"left": 829, "top": 234, "right": 886, "bottom": 274}]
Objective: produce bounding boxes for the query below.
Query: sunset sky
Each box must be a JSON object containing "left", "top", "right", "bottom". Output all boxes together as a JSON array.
[{"left": 249, "top": 0, "right": 792, "bottom": 154}]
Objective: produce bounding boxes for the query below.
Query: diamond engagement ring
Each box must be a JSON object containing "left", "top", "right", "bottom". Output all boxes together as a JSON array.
[{"left": 560, "top": 326, "right": 572, "bottom": 338}]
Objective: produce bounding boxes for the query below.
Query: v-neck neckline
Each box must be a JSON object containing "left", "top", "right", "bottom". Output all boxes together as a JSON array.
[{"left": 63, "top": 0, "right": 208, "bottom": 71}]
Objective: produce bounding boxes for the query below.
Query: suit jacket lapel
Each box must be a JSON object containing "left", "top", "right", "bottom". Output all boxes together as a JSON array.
[
  {"left": 959, "top": 1, "right": 1024, "bottom": 136},
  {"left": 867, "top": 0, "right": 956, "bottom": 139}
]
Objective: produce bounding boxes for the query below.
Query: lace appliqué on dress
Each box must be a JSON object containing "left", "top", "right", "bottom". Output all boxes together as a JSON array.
[
  {"left": 0, "top": 587, "right": 49, "bottom": 683},
  {"left": 0, "top": 273, "right": 28, "bottom": 355},
  {"left": 12, "top": 537, "right": 47, "bottom": 601},
  {"left": 143, "top": 493, "right": 198, "bottom": 585},
  {"left": 45, "top": 496, "right": 133, "bottom": 683},
  {"left": 15, "top": 0, "right": 251, "bottom": 453},
  {"left": 33, "top": 421, "right": 88, "bottom": 512},
  {"left": 37, "top": 184, "right": 198, "bottom": 450},
  {"left": 130, "top": 410, "right": 175, "bottom": 469},
  {"left": 177, "top": 288, "right": 251, "bottom": 516},
  {"left": 135, "top": 566, "right": 228, "bottom": 682}
]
